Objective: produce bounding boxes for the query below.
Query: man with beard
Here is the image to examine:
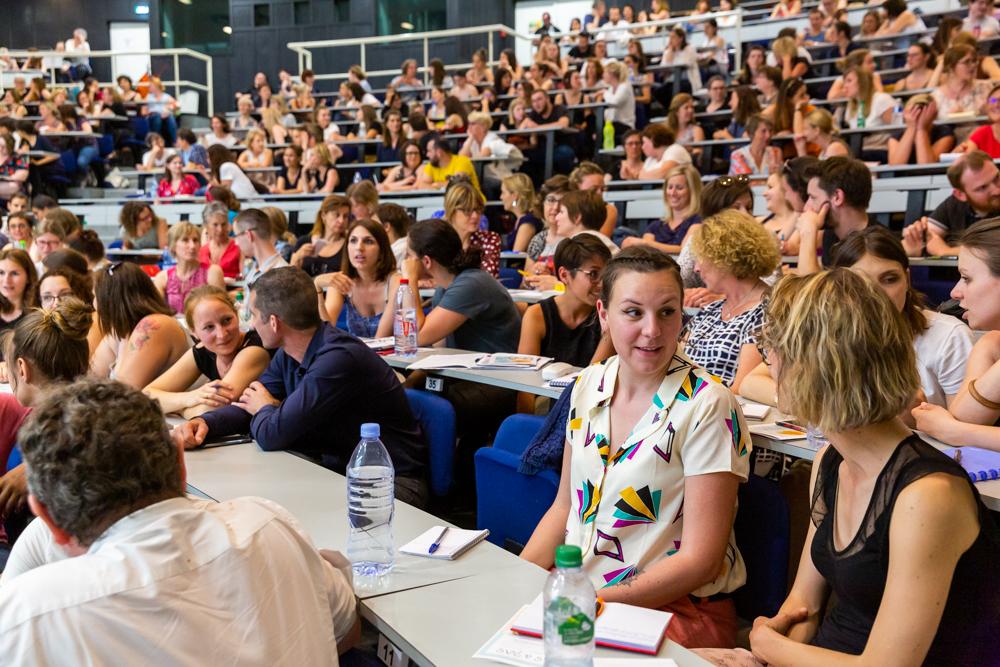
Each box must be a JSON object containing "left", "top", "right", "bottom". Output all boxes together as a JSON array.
[
  {"left": 415, "top": 132, "right": 482, "bottom": 196},
  {"left": 795, "top": 156, "right": 872, "bottom": 275},
  {"left": 903, "top": 150, "right": 1000, "bottom": 257}
]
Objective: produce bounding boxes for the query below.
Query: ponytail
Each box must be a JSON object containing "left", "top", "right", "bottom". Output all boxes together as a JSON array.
[{"left": 1, "top": 297, "right": 93, "bottom": 383}]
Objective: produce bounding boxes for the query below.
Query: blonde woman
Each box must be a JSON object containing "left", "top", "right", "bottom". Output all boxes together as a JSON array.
[
  {"left": 237, "top": 128, "right": 274, "bottom": 182},
  {"left": 621, "top": 164, "right": 702, "bottom": 254},
  {"left": 503, "top": 99, "right": 538, "bottom": 151},
  {"left": 290, "top": 84, "right": 315, "bottom": 111},
  {"left": 260, "top": 107, "right": 289, "bottom": 144},
  {"left": 758, "top": 172, "right": 800, "bottom": 256},
  {"left": 302, "top": 144, "right": 338, "bottom": 193},
  {"left": 843, "top": 67, "right": 898, "bottom": 156},
  {"left": 794, "top": 108, "right": 850, "bottom": 159},
  {"left": 665, "top": 93, "right": 705, "bottom": 161},
  {"left": 700, "top": 268, "right": 1000, "bottom": 667},
  {"left": 153, "top": 222, "right": 226, "bottom": 313},
  {"left": 770, "top": 36, "right": 810, "bottom": 80},
  {"left": 443, "top": 182, "right": 502, "bottom": 277},
  {"left": 232, "top": 95, "right": 257, "bottom": 142},
  {"left": 826, "top": 49, "right": 883, "bottom": 100},
  {"left": 269, "top": 94, "right": 297, "bottom": 127},
  {"left": 499, "top": 174, "right": 540, "bottom": 252},
  {"left": 347, "top": 180, "right": 379, "bottom": 220}
]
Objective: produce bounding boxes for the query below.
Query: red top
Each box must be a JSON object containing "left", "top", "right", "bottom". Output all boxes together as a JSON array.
[
  {"left": 970, "top": 125, "right": 1000, "bottom": 159},
  {"left": 156, "top": 174, "right": 200, "bottom": 197},
  {"left": 199, "top": 239, "right": 241, "bottom": 278},
  {"left": 0, "top": 394, "right": 30, "bottom": 474},
  {"left": 470, "top": 230, "right": 502, "bottom": 278}
]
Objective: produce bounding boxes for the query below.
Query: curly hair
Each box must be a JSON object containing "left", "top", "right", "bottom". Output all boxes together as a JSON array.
[
  {"left": 761, "top": 269, "right": 919, "bottom": 434},
  {"left": 690, "top": 209, "right": 780, "bottom": 280},
  {"left": 19, "top": 378, "right": 185, "bottom": 546}
]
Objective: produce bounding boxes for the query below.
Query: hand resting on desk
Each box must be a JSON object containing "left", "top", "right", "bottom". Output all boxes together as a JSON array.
[{"left": 172, "top": 418, "right": 209, "bottom": 450}]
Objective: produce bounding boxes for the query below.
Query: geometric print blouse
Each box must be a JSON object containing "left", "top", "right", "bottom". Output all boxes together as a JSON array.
[{"left": 564, "top": 351, "right": 751, "bottom": 598}]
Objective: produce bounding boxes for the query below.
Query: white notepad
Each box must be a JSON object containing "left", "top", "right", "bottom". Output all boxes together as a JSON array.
[
  {"left": 511, "top": 593, "right": 673, "bottom": 654},
  {"left": 399, "top": 526, "right": 490, "bottom": 560}
]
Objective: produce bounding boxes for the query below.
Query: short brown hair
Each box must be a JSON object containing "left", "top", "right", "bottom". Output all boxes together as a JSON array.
[
  {"left": 346, "top": 179, "right": 379, "bottom": 212},
  {"left": 250, "top": 266, "right": 322, "bottom": 330},
  {"left": 554, "top": 234, "right": 612, "bottom": 275},
  {"left": 816, "top": 157, "right": 872, "bottom": 209},
  {"left": 568, "top": 161, "right": 606, "bottom": 187},
  {"left": 560, "top": 189, "right": 606, "bottom": 231},
  {"left": 39, "top": 210, "right": 74, "bottom": 239},
  {"left": 233, "top": 208, "right": 274, "bottom": 241},
  {"left": 94, "top": 262, "right": 173, "bottom": 340},
  {"left": 948, "top": 150, "right": 994, "bottom": 191},
  {"left": 375, "top": 202, "right": 411, "bottom": 239},
  {"left": 342, "top": 219, "right": 397, "bottom": 282},
  {"left": 642, "top": 123, "right": 675, "bottom": 148}
]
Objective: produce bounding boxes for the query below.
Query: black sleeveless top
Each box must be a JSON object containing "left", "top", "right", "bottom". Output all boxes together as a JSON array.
[
  {"left": 191, "top": 330, "right": 269, "bottom": 381},
  {"left": 538, "top": 297, "right": 601, "bottom": 367},
  {"left": 810, "top": 435, "right": 1000, "bottom": 665}
]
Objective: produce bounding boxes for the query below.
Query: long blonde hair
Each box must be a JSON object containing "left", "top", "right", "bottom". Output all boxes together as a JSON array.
[
  {"left": 661, "top": 164, "right": 702, "bottom": 221},
  {"left": 845, "top": 67, "right": 875, "bottom": 119}
]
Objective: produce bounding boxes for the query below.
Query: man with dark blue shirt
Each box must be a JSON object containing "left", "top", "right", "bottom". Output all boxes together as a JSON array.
[{"left": 172, "top": 266, "right": 429, "bottom": 507}]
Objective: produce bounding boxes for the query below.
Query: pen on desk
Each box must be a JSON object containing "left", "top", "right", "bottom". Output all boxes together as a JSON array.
[
  {"left": 775, "top": 420, "right": 808, "bottom": 434},
  {"left": 429, "top": 526, "right": 449, "bottom": 554}
]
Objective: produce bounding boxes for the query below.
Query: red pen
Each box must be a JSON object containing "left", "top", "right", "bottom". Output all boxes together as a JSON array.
[{"left": 775, "top": 420, "right": 808, "bottom": 433}]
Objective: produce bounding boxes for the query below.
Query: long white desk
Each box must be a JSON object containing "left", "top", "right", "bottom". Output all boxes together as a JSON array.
[
  {"left": 382, "top": 348, "right": 573, "bottom": 399},
  {"left": 744, "top": 399, "right": 1000, "bottom": 512},
  {"left": 183, "top": 443, "right": 710, "bottom": 666}
]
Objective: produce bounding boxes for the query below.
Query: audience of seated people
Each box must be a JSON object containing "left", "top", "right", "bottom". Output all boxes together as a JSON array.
[{"left": 4, "top": 6, "right": 1000, "bottom": 663}]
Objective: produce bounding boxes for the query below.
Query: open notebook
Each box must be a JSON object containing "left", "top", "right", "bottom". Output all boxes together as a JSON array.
[
  {"left": 399, "top": 526, "right": 490, "bottom": 560},
  {"left": 511, "top": 594, "right": 673, "bottom": 654}
]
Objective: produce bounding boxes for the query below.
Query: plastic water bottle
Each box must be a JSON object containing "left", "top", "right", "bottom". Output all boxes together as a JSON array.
[
  {"left": 393, "top": 278, "right": 418, "bottom": 358},
  {"left": 891, "top": 104, "right": 904, "bottom": 126},
  {"left": 806, "top": 424, "right": 830, "bottom": 450},
  {"left": 602, "top": 120, "right": 615, "bottom": 151},
  {"left": 235, "top": 291, "right": 252, "bottom": 332},
  {"left": 352, "top": 171, "right": 362, "bottom": 185},
  {"left": 543, "top": 545, "right": 596, "bottom": 667},
  {"left": 856, "top": 100, "right": 866, "bottom": 129},
  {"left": 346, "top": 423, "right": 395, "bottom": 578}
]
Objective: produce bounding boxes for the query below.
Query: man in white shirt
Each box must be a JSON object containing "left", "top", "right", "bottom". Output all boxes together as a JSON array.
[
  {"left": 64, "top": 28, "right": 91, "bottom": 79},
  {"left": 459, "top": 111, "right": 523, "bottom": 181},
  {"left": 597, "top": 6, "right": 631, "bottom": 45},
  {"left": 0, "top": 379, "right": 359, "bottom": 666},
  {"left": 236, "top": 208, "right": 290, "bottom": 284},
  {"left": 637, "top": 123, "right": 691, "bottom": 181}
]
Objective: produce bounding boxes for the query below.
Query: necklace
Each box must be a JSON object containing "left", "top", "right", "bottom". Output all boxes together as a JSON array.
[{"left": 722, "top": 279, "right": 763, "bottom": 321}]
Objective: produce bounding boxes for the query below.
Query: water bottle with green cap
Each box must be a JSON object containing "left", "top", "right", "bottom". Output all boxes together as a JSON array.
[{"left": 543, "top": 544, "right": 596, "bottom": 666}]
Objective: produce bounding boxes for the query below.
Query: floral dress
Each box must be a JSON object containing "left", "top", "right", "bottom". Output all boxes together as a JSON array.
[{"left": 564, "top": 353, "right": 751, "bottom": 595}]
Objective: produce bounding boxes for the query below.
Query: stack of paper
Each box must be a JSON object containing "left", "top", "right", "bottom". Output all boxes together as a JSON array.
[
  {"left": 405, "top": 354, "right": 485, "bottom": 371},
  {"left": 361, "top": 337, "right": 395, "bottom": 351},
  {"left": 510, "top": 594, "right": 673, "bottom": 654},
  {"left": 475, "top": 354, "right": 552, "bottom": 371}
]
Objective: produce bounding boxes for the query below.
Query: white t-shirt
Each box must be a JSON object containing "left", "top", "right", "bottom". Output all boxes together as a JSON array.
[
  {"left": 846, "top": 91, "right": 898, "bottom": 149},
  {"left": 644, "top": 144, "right": 692, "bottom": 172},
  {"left": 141, "top": 147, "right": 177, "bottom": 169},
  {"left": 963, "top": 15, "right": 1000, "bottom": 36},
  {"left": 913, "top": 309, "right": 975, "bottom": 408},
  {"left": 463, "top": 131, "right": 521, "bottom": 179},
  {"left": 322, "top": 123, "right": 340, "bottom": 142},
  {"left": 0, "top": 496, "right": 356, "bottom": 667},
  {"left": 575, "top": 229, "right": 620, "bottom": 254},
  {"left": 661, "top": 44, "right": 702, "bottom": 91},
  {"left": 360, "top": 92, "right": 381, "bottom": 107},
  {"left": 219, "top": 162, "right": 259, "bottom": 199},
  {"left": 205, "top": 134, "right": 239, "bottom": 149}
]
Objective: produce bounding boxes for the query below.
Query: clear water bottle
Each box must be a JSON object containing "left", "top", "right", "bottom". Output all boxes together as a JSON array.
[
  {"left": 543, "top": 545, "right": 596, "bottom": 667},
  {"left": 602, "top": 120, "right": 615, "bottom": 151},
  {"left": 235, "top": 291, "right": 252, "bottom": 332},
  {"left": 352, "top": 171, "right": 362, "bottom": 185},
  {"left": 806, "top": 424, "right": 830, "bottom": 450},
  {"left": 891, "top": 104, "right": 904, "bottom": 126},
  {"left": 856, "top": 100, "right": 866, "bottom": 129},
  {"left": 393, "top": 278, "right": 418, "bottom": 358},
  {"left": 346, "top": 423, "right": 395, "bottom": 578}
]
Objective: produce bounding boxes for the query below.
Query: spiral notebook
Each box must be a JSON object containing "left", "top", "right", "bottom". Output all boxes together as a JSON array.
[
  {"left": 399, "top": 526, "right": 490, "bottom": 560},
  {"left": 943, "top": 446, "right": 1000, "bottom": 482}
]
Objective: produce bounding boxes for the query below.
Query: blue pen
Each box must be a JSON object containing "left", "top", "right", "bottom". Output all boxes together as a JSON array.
[{"left": 428, "top": 526, "right": 449, "bottom": 554}]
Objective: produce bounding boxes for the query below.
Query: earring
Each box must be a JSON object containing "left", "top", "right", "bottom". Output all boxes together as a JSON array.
[{"left": 512, "top": 199, "right": 517, "bottom": 209}]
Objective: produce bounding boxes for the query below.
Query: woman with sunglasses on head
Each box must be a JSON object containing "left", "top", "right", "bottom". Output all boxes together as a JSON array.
[
  {"left": 622, "top": 165, "right": 702, "bottom": 254},
  {"left": 914, "top": 218, "right": 1000, "bottom": 452},
  {"left": 91, "top": 262, "right": 189, "bottom": 390},
  {"left": 700, "top": 268, "right": 1000, "bottom": 667},
  {"left": 143, "top": 285, "right": 271, "bottom": 420}
]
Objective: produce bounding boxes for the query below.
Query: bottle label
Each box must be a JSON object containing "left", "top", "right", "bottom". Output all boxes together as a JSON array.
[
  {"left": 394, "top": 318, "right": 415, "bottom": 336},
  {"left": 547, "top": 597, "right": 595, "bottom": 646}
]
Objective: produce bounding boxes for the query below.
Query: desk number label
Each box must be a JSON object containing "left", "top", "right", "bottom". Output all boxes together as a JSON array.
[
  {"left": 377, "top": 634, "right": 408, "bottom": 667},
  {"left": 426, "top": 377, "right": 443, "bottom": 392}
]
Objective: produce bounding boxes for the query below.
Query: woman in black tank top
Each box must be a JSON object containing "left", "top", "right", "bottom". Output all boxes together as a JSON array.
[
  {"left": 517, "top": 235, "right": 614, "bottom": 367},
  {"left": 695, "top": 269, "right": 1000, "bottom": 667}
]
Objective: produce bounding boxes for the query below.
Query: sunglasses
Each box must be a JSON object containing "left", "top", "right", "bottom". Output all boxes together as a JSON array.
[{"left": 716, "top": 174, "right": 750, "bottom": 187}]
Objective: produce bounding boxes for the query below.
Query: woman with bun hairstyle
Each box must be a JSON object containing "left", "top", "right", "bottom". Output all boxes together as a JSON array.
[
  {"left": 144, "top": 285, "right": 271, "bottom": 419},
  {"left": 91, "top": 262, "right": 189, "bottom": 390},
  {"left": 0, "top": 298, "right": 94, "bottom": 540}
]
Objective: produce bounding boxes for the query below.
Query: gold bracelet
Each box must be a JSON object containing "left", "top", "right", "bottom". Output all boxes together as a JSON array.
[{"left": 969, "top": 379, "right": 1000, "bottom": 411}]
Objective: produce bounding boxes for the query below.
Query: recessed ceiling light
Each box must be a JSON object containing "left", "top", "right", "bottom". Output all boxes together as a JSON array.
[
  {"left": 179, "top": 0, "right": 192, "bottom": 4},
  {"left": 134, "top": 5, "right": 150, "bottom": 14},
  {"left": 401, "top": 22, "right": 414, "bottom": 30},
  {"left": 223, "top": 26, "right": 233, "bottom": 34}
]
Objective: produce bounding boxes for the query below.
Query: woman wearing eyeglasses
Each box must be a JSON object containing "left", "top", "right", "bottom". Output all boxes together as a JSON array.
[
  {"left": 930, "top": 45, "right": 991, "bottom": 135},
  {"left": 443, "top": 182, "right": 501, "bottom": 278},
  {"left": 377, "top": 140, "right": 425, "bottom": 193},
  {"left": 38, "top": 266, "right": 103, "bottom": 354}
]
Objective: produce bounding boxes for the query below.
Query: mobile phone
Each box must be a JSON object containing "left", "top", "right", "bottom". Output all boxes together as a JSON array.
[{"left": 197, "top": 434, "right": 254, "bottom": 449}]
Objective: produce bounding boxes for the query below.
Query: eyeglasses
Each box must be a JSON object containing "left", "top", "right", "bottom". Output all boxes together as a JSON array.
[
  {"left": 233, "top": 229, "right": 249, "bottom": 239},
  {"left": 544, "top": 196, "right": 561, "bottom": 205},
  {"left": 404, "top": 150, "right": 422, "bottom": 157},
  {"left": 716, "top": 174, "right": 750, "bottom": 187},
  {"left": 990, "top": 97, "right": 1000, "bottom": 105},
  {"left": 457, "top": 208, "right": 480, "bottom": 217},
  {"left": 571, "top": 267, "right": 603, "bottom": 283},
  {"left": 40, "top": 291, "right": 74, "bottom": 306}
]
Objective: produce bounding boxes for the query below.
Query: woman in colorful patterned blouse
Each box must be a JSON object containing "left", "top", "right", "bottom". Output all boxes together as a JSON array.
[{"left": 521, "top": 246, "right": 752, "bottom": 649}]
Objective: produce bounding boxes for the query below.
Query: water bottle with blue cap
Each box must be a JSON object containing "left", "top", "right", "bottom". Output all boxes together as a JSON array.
[{"left": 346, "top": 423, "right": 395, "bottom": 578}]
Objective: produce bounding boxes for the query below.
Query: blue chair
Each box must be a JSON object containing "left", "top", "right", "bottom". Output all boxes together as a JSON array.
[
  {"left": 109, "top": 239, "right": 123, "bottom": 250},
  {"left": 498, "top": 267, "right": 521, "bottom": 289},
  {"left": 6, "top": 444, "right": 20, "bottom": 473},
  {"left": 97, "top": 133, "right": 114, "bottom": 158},
  {"left": 475, "top": 414, "right": 558, "bottom": 548},
  {"left": 732, "top": 473, "right": 791, "bottom": 620},
  {"left": 405, "top": 389, "right": 457, "bottom": 498},
  {"left": 335, "top": 309, "right": 349, "bottom": 331},
  {"left": 59, "top": 150, "right": 77, "bottom": 176}
]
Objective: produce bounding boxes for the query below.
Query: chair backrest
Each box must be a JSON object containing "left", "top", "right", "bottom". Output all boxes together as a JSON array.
[
  {"left": 498, "top": 267, "right": 522, "bottom": 289},
  {"left": 130, "top": 115, "right": 150, "bottom": 141},
  {"left": 494, "top": 413, "right": 546, "bottom": 456},
  {"left": 405, "top": 388, "right": 457, "bottom": 497},
  {"left": 97, "top": 133, "right": 114, "bottom": 157},
  {"left": 60, "top": 150, "right": 76, "bottom": 174},
  {"left": 731, "top": 474, "right": 791, "bottom": 620}
]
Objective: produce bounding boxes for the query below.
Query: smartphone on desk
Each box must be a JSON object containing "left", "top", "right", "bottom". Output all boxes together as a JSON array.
[{"left": 196, "top": 434, "right": 254, "bottom": 449}]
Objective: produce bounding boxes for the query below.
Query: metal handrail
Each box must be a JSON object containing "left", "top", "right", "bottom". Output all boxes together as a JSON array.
[
  {"left": 1, "top": 48, "right": 214, "bottom": 116},
  {"left": 286, "top": 11, "right": 744, "bottom": 86}
]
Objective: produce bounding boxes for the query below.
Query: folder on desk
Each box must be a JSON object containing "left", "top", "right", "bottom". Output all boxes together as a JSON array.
[
  {"left": 510, "top": 594, "right": 673, "bottom": 654},
  {"left": 943, "top": 447, "right": 1000, "bottom": 482}
]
